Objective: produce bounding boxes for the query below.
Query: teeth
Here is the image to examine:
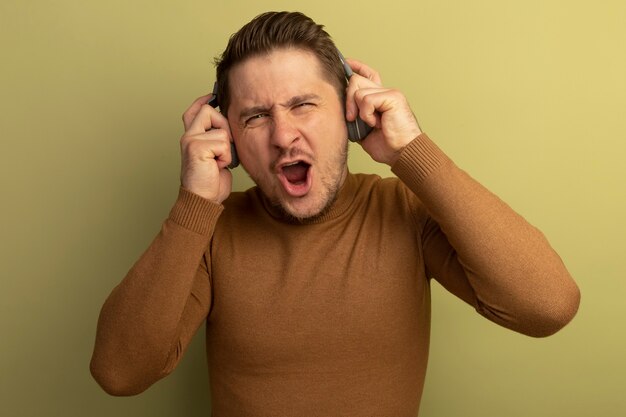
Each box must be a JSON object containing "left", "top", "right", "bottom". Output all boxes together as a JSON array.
[{"left": 284, "top": 161, "right": 300, "bottom": 167}]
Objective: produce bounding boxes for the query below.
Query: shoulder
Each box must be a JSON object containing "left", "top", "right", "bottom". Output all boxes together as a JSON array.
[
  {"left": 219, "top": 187, "right": 265, "bottom": 220},
  {"left": 212, "top": 188, "right": 265, "bottom": 240},
  {"left": 352, "top": 173, "right": 418, "bottom": 204},
  {"left": 222, "top": 189, "right": 255, "bottom": 210},
  {"left": 350, "top": 173, "right": 427, "bottom": 224}
]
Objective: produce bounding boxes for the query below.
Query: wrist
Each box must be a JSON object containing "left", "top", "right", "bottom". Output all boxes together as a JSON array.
[{"left": 170, "top": 187, "right": 224, "bottom": 235}]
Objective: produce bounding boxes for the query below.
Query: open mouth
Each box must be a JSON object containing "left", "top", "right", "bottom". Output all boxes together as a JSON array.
[
  {"left": 282, "top": 161, "right": 310, "bottom": 185},
  {"left": 278, "top": 160, "right": 312, "bottom": 197}
]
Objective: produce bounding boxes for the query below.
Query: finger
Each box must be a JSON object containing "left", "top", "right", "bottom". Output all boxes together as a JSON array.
[
  {"left": 353, "top": 87, "right": 394, "bottom": 127},
  {"left": 181, "top": 126, "right": 230, "bottom": 149},
  {"left": 185, "top": 105, "right": 236, "bottom": 170},
  {"left": 187, "top": 103, "right": 232, "bottom": 137},
  {"left": 345, "top": 73, "right": 383, "bottom": 122},
  {"left": 345, "top": 58, "right": 383, "bottom": 85},
  {"left": 182, "top": 93, "right": 213, "bottom": 131},
  {"left": 209, "top": 138, "right": 234, "bottom": 170},
  {"left": 344, "top": 58, "right": 382, "bottom": 121},
  {"left": 182, "top": 133, "right": 233, "bottom": 169}
]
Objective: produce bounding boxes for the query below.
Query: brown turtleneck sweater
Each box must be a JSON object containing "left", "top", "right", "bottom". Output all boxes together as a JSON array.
[{"left": 90, "top": 133, "right": 580, "bottom": 416}]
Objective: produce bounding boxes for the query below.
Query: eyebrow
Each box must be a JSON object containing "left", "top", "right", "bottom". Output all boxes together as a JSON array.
[{"left": 238, "top": 94, "right": 322, "bottom": 122}]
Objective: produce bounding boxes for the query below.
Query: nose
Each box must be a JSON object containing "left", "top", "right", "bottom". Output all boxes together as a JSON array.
[{"left": 270, "top": 112, "right": 299, "bottom": 150}]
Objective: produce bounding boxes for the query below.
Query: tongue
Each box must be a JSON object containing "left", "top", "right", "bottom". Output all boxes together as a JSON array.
[{"left": 283, "top": 163, "right": 308, "bottom": 184}]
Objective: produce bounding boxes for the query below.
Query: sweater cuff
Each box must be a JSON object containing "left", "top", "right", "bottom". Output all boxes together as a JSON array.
[
  {"left": 168, "top": 187, "right": 224, "bottom": 236},
  {"left": 391, "top": 133, "right": 451, "bottom": 188}
]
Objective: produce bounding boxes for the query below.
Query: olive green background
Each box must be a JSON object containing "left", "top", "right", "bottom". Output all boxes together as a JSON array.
[{"left": 1, "top": 0, "right": 624, "bottom": 416}]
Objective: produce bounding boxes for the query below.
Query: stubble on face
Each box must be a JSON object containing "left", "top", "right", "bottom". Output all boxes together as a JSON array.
[
  {"left": 227, "top": 48, "right": 350, "bottom": 222},
  {"left": 252, "top": 139, "right": 349, "bottom": 223}
]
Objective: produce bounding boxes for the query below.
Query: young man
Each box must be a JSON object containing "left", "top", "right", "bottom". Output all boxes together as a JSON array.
[{"left": 91, "top": 11, "right": 580, "bottom": 416}]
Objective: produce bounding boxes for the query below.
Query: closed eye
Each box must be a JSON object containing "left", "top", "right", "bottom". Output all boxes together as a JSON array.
[
  {"left": 244, "top": 113, "right": 269, "bottom": 127},
  {"left": 292, "top": 102, "right": 316, "bottom": 113}
]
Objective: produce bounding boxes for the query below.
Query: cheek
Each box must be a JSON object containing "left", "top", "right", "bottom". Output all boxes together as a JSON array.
[
  {"left": 324, "top": 105, "right": 348, "bottom": 135},
  {"left": 235, "top": 133, "right": 271, "bottom": 174},
  {"left": 317, "top": 116, "right": 348, "bottom": 152},
  {"left": 302, "top": 110, "right": 347, "bottom": 142}
]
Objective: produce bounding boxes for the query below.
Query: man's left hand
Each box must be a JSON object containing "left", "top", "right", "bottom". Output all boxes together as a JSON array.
[{"left": 345, "top": 58, "right": 422, "bottom": 166}]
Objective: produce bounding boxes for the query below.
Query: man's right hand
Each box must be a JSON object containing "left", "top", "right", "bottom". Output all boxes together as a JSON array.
[{"left": 180, "top": 94, "right": 234, "bottom": 203}]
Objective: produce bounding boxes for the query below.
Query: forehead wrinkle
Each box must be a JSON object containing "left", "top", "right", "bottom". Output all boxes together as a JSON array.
[
  {"left": 281, "top": 93, "right": 321, "bottom": 108},
  {"left": 229, "top": 49, "right": 332, "bottom": 121}
]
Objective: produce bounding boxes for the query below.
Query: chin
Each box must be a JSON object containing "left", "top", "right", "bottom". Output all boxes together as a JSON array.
[
  {"left": 251, "top": 153, "right": 347, "bottom": 222},
  {"left": 276, "top": 169, "right": 347, "bottom": 222},
  {"left": 267, "top": 177, "right": 345, "bottom": 222},
  {"left": 274, "top": 195, "right": 332, "bottom": 222}
]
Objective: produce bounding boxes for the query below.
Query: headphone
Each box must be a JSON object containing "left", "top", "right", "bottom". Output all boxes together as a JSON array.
[
  {"left": 207, "top": 83, "right": 240, "bottom": 169},
  {"left": 208, "top": 49, "right": 372, "bottom": 169},
  {"left": 337, "top": 50, "right": 373, "bottom": 143}
]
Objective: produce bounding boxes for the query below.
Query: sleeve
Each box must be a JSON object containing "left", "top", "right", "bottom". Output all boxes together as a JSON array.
[
  {"left": 89, "top": 187, "right": 224, "bottom": 395},
  {"left": 392, "top": 133, "right": 580, "bottom": 337}
]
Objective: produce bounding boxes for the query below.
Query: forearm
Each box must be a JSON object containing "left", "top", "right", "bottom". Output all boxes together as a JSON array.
[
  {"left": 90, "top": 188, "right": 223, "bottom": 394},
  {"left": 393, "top": 134, "right": 580, "bottom": 336}
]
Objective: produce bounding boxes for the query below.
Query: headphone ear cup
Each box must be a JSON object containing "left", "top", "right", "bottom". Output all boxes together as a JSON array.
[
  {"left": 228, "top": 142, "right": 240, "bottom": 169},
  {"left": 337, "top": 49, "right": 374, "bottom": 142},
  {"left": 346, "top": 117, "right": 373, "bottom": 142}
]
